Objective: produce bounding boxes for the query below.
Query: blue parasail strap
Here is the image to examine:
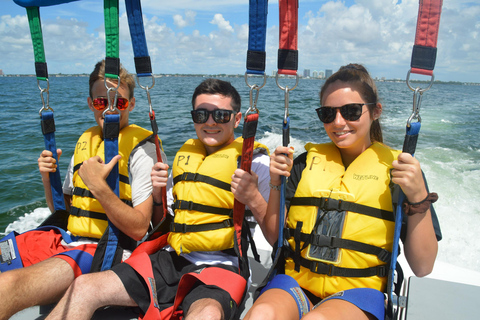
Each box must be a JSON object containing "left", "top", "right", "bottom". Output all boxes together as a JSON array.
[
  {"left": 246, "top": 0, "right": 268, "bottom": 75},
  {"left": 13, "top": 0, "right": 79, "bottom": 7},
  {"left": 41, "top": 111, "right": 66, "bottom": 212},
  {"left": 101, "top": 113, "right": 121, "bottom": 271},
  {"left": 125, "top": 0, "right": 152, "bottom": 77},
  {"left": 386, "top": 121, "right": 421, "bottom": 320}
]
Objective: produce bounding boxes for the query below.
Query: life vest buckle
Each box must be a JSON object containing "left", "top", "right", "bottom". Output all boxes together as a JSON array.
[
  {"left": 182, "top": 172, "right": 199, "bottom": 182},
  {"left": 321, "top": 198, "right": 341, "bottom": 211},
  {"left": 376, "top": 265, "right": 387, "bottom": 277},
  {"left": 377, "top": 249, "right": 391, "bottom": 263},
  {"left": 311, "top": 234, "right": 335, "bottom": 249}
]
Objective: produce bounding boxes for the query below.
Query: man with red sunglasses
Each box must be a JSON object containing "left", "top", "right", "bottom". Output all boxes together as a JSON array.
[
  {"left": 46, "top": 79, "right": 273, "bottom": 320},
  {"left": 0, "top": 60, "right": 165, "bottom": 319}
]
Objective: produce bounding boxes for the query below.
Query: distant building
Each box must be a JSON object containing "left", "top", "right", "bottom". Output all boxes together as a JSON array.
[
  {"left": 303, "top": 69, "right": 310, "bottom": 78},
  {"left": 0, "top": 69, "right": 4, "bottom": 76},
  {"left": 312, "top": 70, "right": 318, "bottom": 78},
  {"left": 318, "top": 71, "right": 325, "bottom": 79},
  {"left": 325, "top": 69, "right": 333, "bottom": 78}
]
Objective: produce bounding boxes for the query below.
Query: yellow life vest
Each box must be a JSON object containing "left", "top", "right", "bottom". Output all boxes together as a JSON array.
[
  {"left": 285, "top": 142, "right": 400, "bottom": 298},
  {"left": 168, "top": 137, "right": 268, "bottom": 255},
  {"left": 68, "top": 124, "right": 157, "bottom": 239}
]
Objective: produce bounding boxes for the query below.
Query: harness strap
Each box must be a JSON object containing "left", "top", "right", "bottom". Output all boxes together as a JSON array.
[
  {"left": 246, "top": 0, "right": 268, "bottom": 75},
  {"left": 277, "top": 0, "right": 298, "bottom": 75},
  {"left": 173, "top": 172, "right": 231, "bottom": 191},
  {"left": 285, "top": 247, "right": 388, "bottom": 278},
  {"left": 172, "top": 200, "right": 232, "bottom": 216},
  {"left": 284, "top": 228, "right": 392, "bottom": 263},
  {"left": 73, "top": 163, "right": 130, "bottom": 184},
  {"left": 69, "top": 207, "right": 108, "bottom": 222},
  {"left": 171, "top": 219, "right": 234, "bottom": 233},
  {"left": 72, "top": 187, "right": 132, "bottom": 205},
  {"left": 290, "top": 197, "right": 395, "bottom": 222},
  {"left": 410, "top": 0, "right": 443, "bottom": 76}
]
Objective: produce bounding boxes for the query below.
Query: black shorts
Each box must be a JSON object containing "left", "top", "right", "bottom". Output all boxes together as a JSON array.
[{"left": 112, "top": 250, "right": 238, "bottom": 319}]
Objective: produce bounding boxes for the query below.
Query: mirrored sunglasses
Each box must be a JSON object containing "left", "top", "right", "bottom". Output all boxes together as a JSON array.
[
  {"left": 316, "top": 103, "right": 375, "bottom": 124},
  {"left": 191, "top": 109, "right": 235, "bottom": 124},
  {"left": 92, "top": 97, "right": 129, "bottom": 111}
]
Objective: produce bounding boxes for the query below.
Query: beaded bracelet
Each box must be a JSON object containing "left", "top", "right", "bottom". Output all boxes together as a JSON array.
[
  {"left": 402, "top": 192, "right": 438, "bottom": 216},
  {"left": 269, "top": 182, "right": 281, "bottom": 191}
]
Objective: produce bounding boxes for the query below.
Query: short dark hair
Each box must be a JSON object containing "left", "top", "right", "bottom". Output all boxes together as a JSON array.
[{"left": 191, "top": 78, "right": 241, "bottom": 113}]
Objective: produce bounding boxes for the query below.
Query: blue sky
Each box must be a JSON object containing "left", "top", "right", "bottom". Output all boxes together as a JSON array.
[{"left": 1, "top": 0, "right": 479, "bottom": 82}]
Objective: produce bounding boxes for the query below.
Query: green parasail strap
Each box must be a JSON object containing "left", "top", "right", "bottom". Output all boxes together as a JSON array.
[
  {"left": 103, "top": 0, "right": 120, "bottom": 79},
  {"left": 26, "top": 7, "right": 48, "bottom": 80}
]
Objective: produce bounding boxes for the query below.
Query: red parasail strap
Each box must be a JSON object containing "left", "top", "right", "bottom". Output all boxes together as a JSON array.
[
  {"left": 149, "top": 110, "right": 168, "bottom": 217},
  {"left": 277, "top": 0, "right": 298, "bottom": 75},
  {"left": 410, "top": 0, "right": 443, "bottom": 76},
  {"left": 233, "top": 113, "right": 259, "bottom": 272}
]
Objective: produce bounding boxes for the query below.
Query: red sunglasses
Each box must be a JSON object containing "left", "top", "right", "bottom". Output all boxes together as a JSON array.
[{"left": 92, "top": 97, "right": 129, "bottom": 111}]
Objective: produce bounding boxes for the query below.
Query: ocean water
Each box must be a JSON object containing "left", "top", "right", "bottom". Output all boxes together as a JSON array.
[{"left": 1, "top": 75, "right": 479, "bottom": 272}]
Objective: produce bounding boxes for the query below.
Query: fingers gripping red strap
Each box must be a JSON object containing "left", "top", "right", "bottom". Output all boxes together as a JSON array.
[
  {"left": 410, "top": 0, "right": 443, "bottom": 76},
  {"left": 277, "top": 0, "right": 298, "bottom": 75},
  {"left": 233, "top": 113, "right": 259, "bottom": 265},
  {"left": 150, "top": 110, "right": 169, "bottom": 217}
]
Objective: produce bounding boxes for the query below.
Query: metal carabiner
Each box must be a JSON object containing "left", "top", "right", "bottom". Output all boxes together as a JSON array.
[
  {"left": 406, "top": 69, "right": 435, "bottom": 94},
  {"left": 37, "top": 79, "right": 53, "bottom": 115},
  {"left": 275, "top": 72, "right": 299, "bottom": 92},
  {"left": 103, "top": 76, "right": 121, "bottom": 117},
  {"left": 246, "top": 84, "right": 261, "bottom": 116},
  {"left": 283, "top": 86, "right": 290, "bottom": 125},
  {"left": 137, "top": 75, "right": 156, "bottom": 117},
  {"left": 407, "top": 87, "right": 423, "bottom": 127},
  {"left": 245, "top": 72, "right": 267, "bottom": 91}
]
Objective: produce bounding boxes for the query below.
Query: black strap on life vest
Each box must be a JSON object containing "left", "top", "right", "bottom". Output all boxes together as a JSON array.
[
  {"left": 283, "top": 228, "right": 392, "bottom": 263},
  {"left": 284, "top": 246, "right": 388, "bottom": 278},
  {"left": 290, "top": 197, "right": 395, "bottom": 222},
  {"left": 173, "top": 172, "right": 231, "bottom": 191}
]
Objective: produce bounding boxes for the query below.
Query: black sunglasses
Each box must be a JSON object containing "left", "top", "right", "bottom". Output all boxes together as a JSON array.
[
  {"left": 191, "top": 109, "right": 236, "bottom": 124},
  {"left": 316, "top": 103, "right": 375, "bottom": 124}
]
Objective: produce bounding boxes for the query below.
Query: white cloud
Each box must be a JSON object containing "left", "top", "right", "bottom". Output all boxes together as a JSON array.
[
  {"left": 173, "top": 10, "right": 196, "bottom": 28},
  {"left": 210, "top": 14, "right": 234, "bottom": 33}
]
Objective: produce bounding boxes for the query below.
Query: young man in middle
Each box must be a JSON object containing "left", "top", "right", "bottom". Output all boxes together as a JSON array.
[{"left": 46, "top": 78, "right": 273, "bottom": 320}]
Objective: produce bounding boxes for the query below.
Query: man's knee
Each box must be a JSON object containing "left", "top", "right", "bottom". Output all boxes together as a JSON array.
[{"left": 186, "top": 298, "right": 224, "bottom": 320}]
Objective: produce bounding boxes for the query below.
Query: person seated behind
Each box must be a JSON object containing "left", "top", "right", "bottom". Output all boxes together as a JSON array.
[
  {"left": 243, "top": 64, "right": 442, "bottom": 320},
  {"left": 0, "top": 60, "right": 164, "bottom": 320},
  {"left": 46, "top": 78, "right": 272, "bottom": 320}
]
